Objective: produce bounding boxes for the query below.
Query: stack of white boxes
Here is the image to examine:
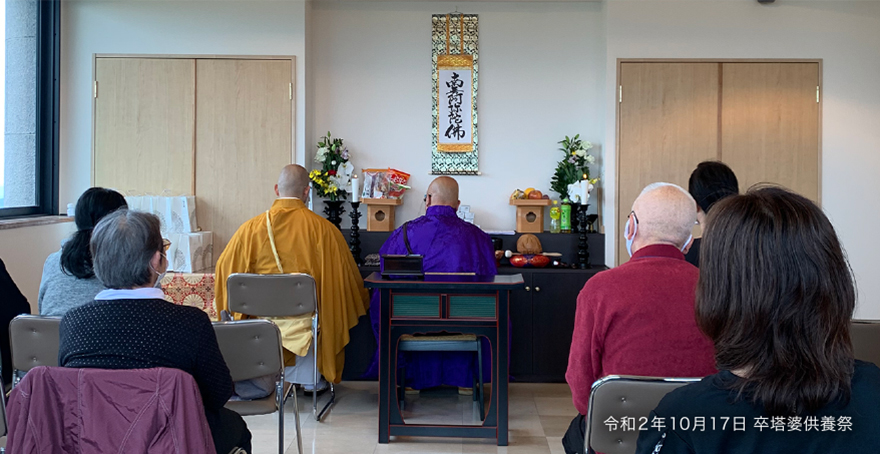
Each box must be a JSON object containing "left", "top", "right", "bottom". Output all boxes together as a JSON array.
[{"left": 125, "top": 196, "right": 213, "bottom": 273}]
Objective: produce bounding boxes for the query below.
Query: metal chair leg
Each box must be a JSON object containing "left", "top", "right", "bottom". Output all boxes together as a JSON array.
[
  {"left": 312, "top": 318, "right": 319, "bottom": 419},
  {"left": 276, "top": 380, "right": 285, "bottom": 454},
  {"left": 316, "top": 383, "right": 336, "bottom": 421},
  {"left": 292, "top": 384, "right": 303, "bottom": 454}
]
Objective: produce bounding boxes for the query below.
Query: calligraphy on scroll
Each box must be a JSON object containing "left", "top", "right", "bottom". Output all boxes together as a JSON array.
[{"left": 432, "top": 13, "right": 479, "bottom": 175}]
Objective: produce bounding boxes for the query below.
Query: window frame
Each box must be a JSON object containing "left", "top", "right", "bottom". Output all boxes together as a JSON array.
[{"left": 0, "top": 0, "right": 61, "bottom": 219}]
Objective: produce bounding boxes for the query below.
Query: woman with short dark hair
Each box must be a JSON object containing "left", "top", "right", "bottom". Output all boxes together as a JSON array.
[
  {"left": 39, "top": 187, "right": 127, "bottom": 316},
  {"left": 636, "top": 187, "right": 880, "bottom": 454},
  {"left": 685, "top": 161, "right": 739, "bottom": 267},
  {"left": 59, "top": 210, "right": 251, "bottom": 454}
]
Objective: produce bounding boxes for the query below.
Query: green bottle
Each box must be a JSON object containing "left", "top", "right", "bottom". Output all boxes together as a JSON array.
[
  {"left": 550, "top": 201, "right": 561, "bottom": 234},
  {"left": 561, "top": 199, "right": 572, "bottom": 233}
]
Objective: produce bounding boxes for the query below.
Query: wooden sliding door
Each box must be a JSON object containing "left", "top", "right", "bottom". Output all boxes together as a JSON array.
[
  {"left": 616, "top": 60, "right": 821, "bottom": 265},
  {"left": 94, "top": 58, "right": 196, "bottom": 195},
  {"left": 721, "top": 63, "right": 820, "bottom": 202},
  {"left": 617, "top": 62, "right": 720, "bottom": 264},
  {"left": 195, "top": 59, "right": 293, "bottom": 259}
]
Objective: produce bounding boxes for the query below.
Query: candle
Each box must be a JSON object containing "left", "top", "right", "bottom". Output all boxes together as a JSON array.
[
  {"left": 579, "top": 180, "right": 589, "bottom": 205},
  {"left": 351, "top": 174, "right": 360, "bottom": 203}
]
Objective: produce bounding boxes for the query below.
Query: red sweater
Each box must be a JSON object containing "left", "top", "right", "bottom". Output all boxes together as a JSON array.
[{"left": 565, "top": 244, "right": 716, "bottom": 415}]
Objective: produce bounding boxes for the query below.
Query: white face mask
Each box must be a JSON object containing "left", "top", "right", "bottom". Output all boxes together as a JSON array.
[
  {"left": 625, "top": 214, "right": 638, "bottom": 257},
  {"left": 681, "top": 234, "right": 693, "bottom": 253},
  {"left": 152, "top": 253, "right": 168, "bottom": 288}
]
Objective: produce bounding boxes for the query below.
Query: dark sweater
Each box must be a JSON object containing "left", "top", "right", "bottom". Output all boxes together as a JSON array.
[
  {"left": 0, "top": 257, "right": 31, "bottom": 385},
  {"left": 565, "top": 244, "right": 716, "bottom": 415},
  {"left": 635, "top": 360, "right": 880, "bottom": 454},
  {"left": 59, "top": 298, "right": 233, "bottom": 412},
  {"left": 684, "top": 237, "right": 701, "bottom": 268}
]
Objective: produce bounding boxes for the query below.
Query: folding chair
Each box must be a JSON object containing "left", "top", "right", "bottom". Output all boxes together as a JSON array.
[
  {"left": 214, "top": 320, "right": 302, "bottom": 454},
  {"left": 852, "top": 320, "right": 880, "bottom": 367},
  {"left": 585, "top": 375, "right": 699, "bottom": 454},
  {"left": 226, "top": 273, "right": 334, "bottom": 421},
  {"left": 8, "top": 315, "right": 61, "bottom": 387}
]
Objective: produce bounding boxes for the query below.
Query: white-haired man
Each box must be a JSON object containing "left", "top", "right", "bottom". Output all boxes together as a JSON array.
[{"left": 562, "top": 183, "right": 717, "bottom": 454}]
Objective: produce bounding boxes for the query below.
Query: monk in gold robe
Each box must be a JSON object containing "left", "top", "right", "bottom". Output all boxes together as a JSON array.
[{"left": 215, "top": 164, "right": 369, "bottom": 386}]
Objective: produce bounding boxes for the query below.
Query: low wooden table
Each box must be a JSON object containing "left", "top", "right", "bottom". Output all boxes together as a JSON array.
[{"left": 364, "top": 272, "right": 524, "bottom": 446}]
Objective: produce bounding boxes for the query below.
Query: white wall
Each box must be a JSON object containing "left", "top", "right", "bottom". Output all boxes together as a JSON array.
[
  {"left": 0, "top": 222, "right": 75, "bottom": 313},
  {"left": 7, "top": 0, "right": 872, "bottom": 317},
  {"left": 311, "top": 1, "right": 606, "bottom": 230},
  {"left": 603, "top": 0, "right": 880, "bottom": 318},
  {"left": 60, "top": 0, "right": 308, "bottom": 210}
]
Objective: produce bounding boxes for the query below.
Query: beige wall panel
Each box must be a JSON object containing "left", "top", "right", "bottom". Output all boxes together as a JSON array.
[
  {"left": 617, "top": 63, "right": 719, "bottom": 264},
  {"left": 195, "top": 59, "right": 293, "bottom": 261},
  {"left": 94, "top": 58, "right": 195, "bottom": 195},
  {"left": 721, "top": 63, "right": 820, "bottom": 202}
]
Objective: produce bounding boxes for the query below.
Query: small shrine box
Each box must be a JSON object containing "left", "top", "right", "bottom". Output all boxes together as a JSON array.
[
  {"left": 510, "top": 199, "right": 552, "bottom": 233},
  {"left": 363, "top": 198, "right": 404, "bottom": 232}
]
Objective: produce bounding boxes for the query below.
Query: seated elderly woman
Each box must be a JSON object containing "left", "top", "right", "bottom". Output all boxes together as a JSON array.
[
  {"left": 58, "top": 210, "right": 251, "bottom": 454},
  {"left": 40, "top": 187, "right": 127, "bottom": 316},
  {"left": 635, "top": 187, "right": 880, "bottom": 453}
]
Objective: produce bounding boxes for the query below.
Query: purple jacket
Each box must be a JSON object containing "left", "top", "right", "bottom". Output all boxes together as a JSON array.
[{"left": 6, "top": 366, "right": 216, "bottom": 454}]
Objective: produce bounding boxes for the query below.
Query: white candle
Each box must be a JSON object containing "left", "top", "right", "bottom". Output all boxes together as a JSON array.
[
  {"left": 579, "top": 180, "right": 589, "bottom": 205},
  {"left": 351, "top": 174, "right": 360, "bottom": 203}
]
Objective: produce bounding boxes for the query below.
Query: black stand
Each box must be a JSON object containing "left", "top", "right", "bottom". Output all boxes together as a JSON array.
[
  {"left": 577, "top": 204, "right": 590, "bottom": 269},
  {"left": 571, "top": 202, "right": 581, "bottom": 233},
  {"left": 349, "top": 201, "right": 363, "bottom": 266},
  {"left": 323, "top": 200, "right": 346, "bottom": 230}
]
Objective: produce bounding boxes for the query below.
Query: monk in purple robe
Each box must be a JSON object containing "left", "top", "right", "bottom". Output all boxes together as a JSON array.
[{"left": 364, "top": 176, "right": 497, "bottom": 391}]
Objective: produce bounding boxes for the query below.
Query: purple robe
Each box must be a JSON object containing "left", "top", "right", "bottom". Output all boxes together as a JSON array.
[{"left": 363, "top": 205, "right": 497, "bottom": 388}]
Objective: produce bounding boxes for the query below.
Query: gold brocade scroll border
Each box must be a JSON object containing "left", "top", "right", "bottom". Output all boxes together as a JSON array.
[{"left": 432, "top": 13, "right": 479, "bottom": 175}]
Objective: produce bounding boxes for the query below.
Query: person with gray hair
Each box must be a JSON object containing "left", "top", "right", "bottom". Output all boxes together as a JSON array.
[
  {"left": 561, "top": 182, "right": 716, "bottom": 454},
  {"left": 58, "top": 210, "right": 252, "bottom": 454}
]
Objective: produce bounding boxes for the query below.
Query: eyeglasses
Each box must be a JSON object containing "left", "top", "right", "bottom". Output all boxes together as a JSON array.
[{"left": 162, "top": 238, "right": 171, "bottom": 252}]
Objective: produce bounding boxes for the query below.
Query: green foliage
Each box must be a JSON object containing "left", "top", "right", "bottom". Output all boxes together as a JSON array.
[{"left": 550, "top": 134, "right": 596, "bottom": 200}]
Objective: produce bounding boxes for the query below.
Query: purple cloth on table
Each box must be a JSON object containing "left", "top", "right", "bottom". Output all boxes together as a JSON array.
[{"left": 362, "top": 205, "right": 498, "bottom": 388}]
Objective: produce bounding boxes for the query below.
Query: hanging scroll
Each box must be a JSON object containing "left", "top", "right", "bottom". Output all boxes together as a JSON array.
[{"left": 432, "top": 13, "right": 479, "bottom": 175}]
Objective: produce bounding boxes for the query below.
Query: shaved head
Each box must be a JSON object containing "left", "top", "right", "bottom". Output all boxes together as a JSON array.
[
  {"left": 630, "top": 182, "right": 696, "bottom": 250},
  {"left": 426, "top": 176, "right": 460, "bottom": 209},
  {"left": 276, "top": 164, "right": 310, "bottom": 198}
]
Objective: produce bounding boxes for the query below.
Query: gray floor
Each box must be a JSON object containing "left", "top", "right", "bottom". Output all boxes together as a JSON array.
[{"left": 244, "top": 382, "right": 575, "bottom": 454}]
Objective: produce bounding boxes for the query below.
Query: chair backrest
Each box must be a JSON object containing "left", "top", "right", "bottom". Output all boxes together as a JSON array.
[
  {"left": 852, "top": 320, "right": 880, "bottom": 367},
  {"left": 226, "top": 273, "right": 317, "bottom": 317},
  {"left": 9, "top": 315, "right": 62, "bottom": 384},
  {"left": 213, "top": 320, "right": 283, "bottom": 382},
  {"left": 586, "top": 375, "right": 700, "bottom": 454}
]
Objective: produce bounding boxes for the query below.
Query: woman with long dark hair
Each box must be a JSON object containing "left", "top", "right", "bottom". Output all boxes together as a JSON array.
[
  {"left": 636, "top": 187, "right": 880, "bottom": 453},
  {"left": 685, "top": 161, "right": 739, "bottom": 267},
  {"left": 39, "top": 187, "right": 127, "bottom": 316}
]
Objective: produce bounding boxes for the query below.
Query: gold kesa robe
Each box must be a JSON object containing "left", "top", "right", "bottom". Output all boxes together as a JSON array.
[{"left": 215, "top": 198, "right": 369, "bottom": 384}]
